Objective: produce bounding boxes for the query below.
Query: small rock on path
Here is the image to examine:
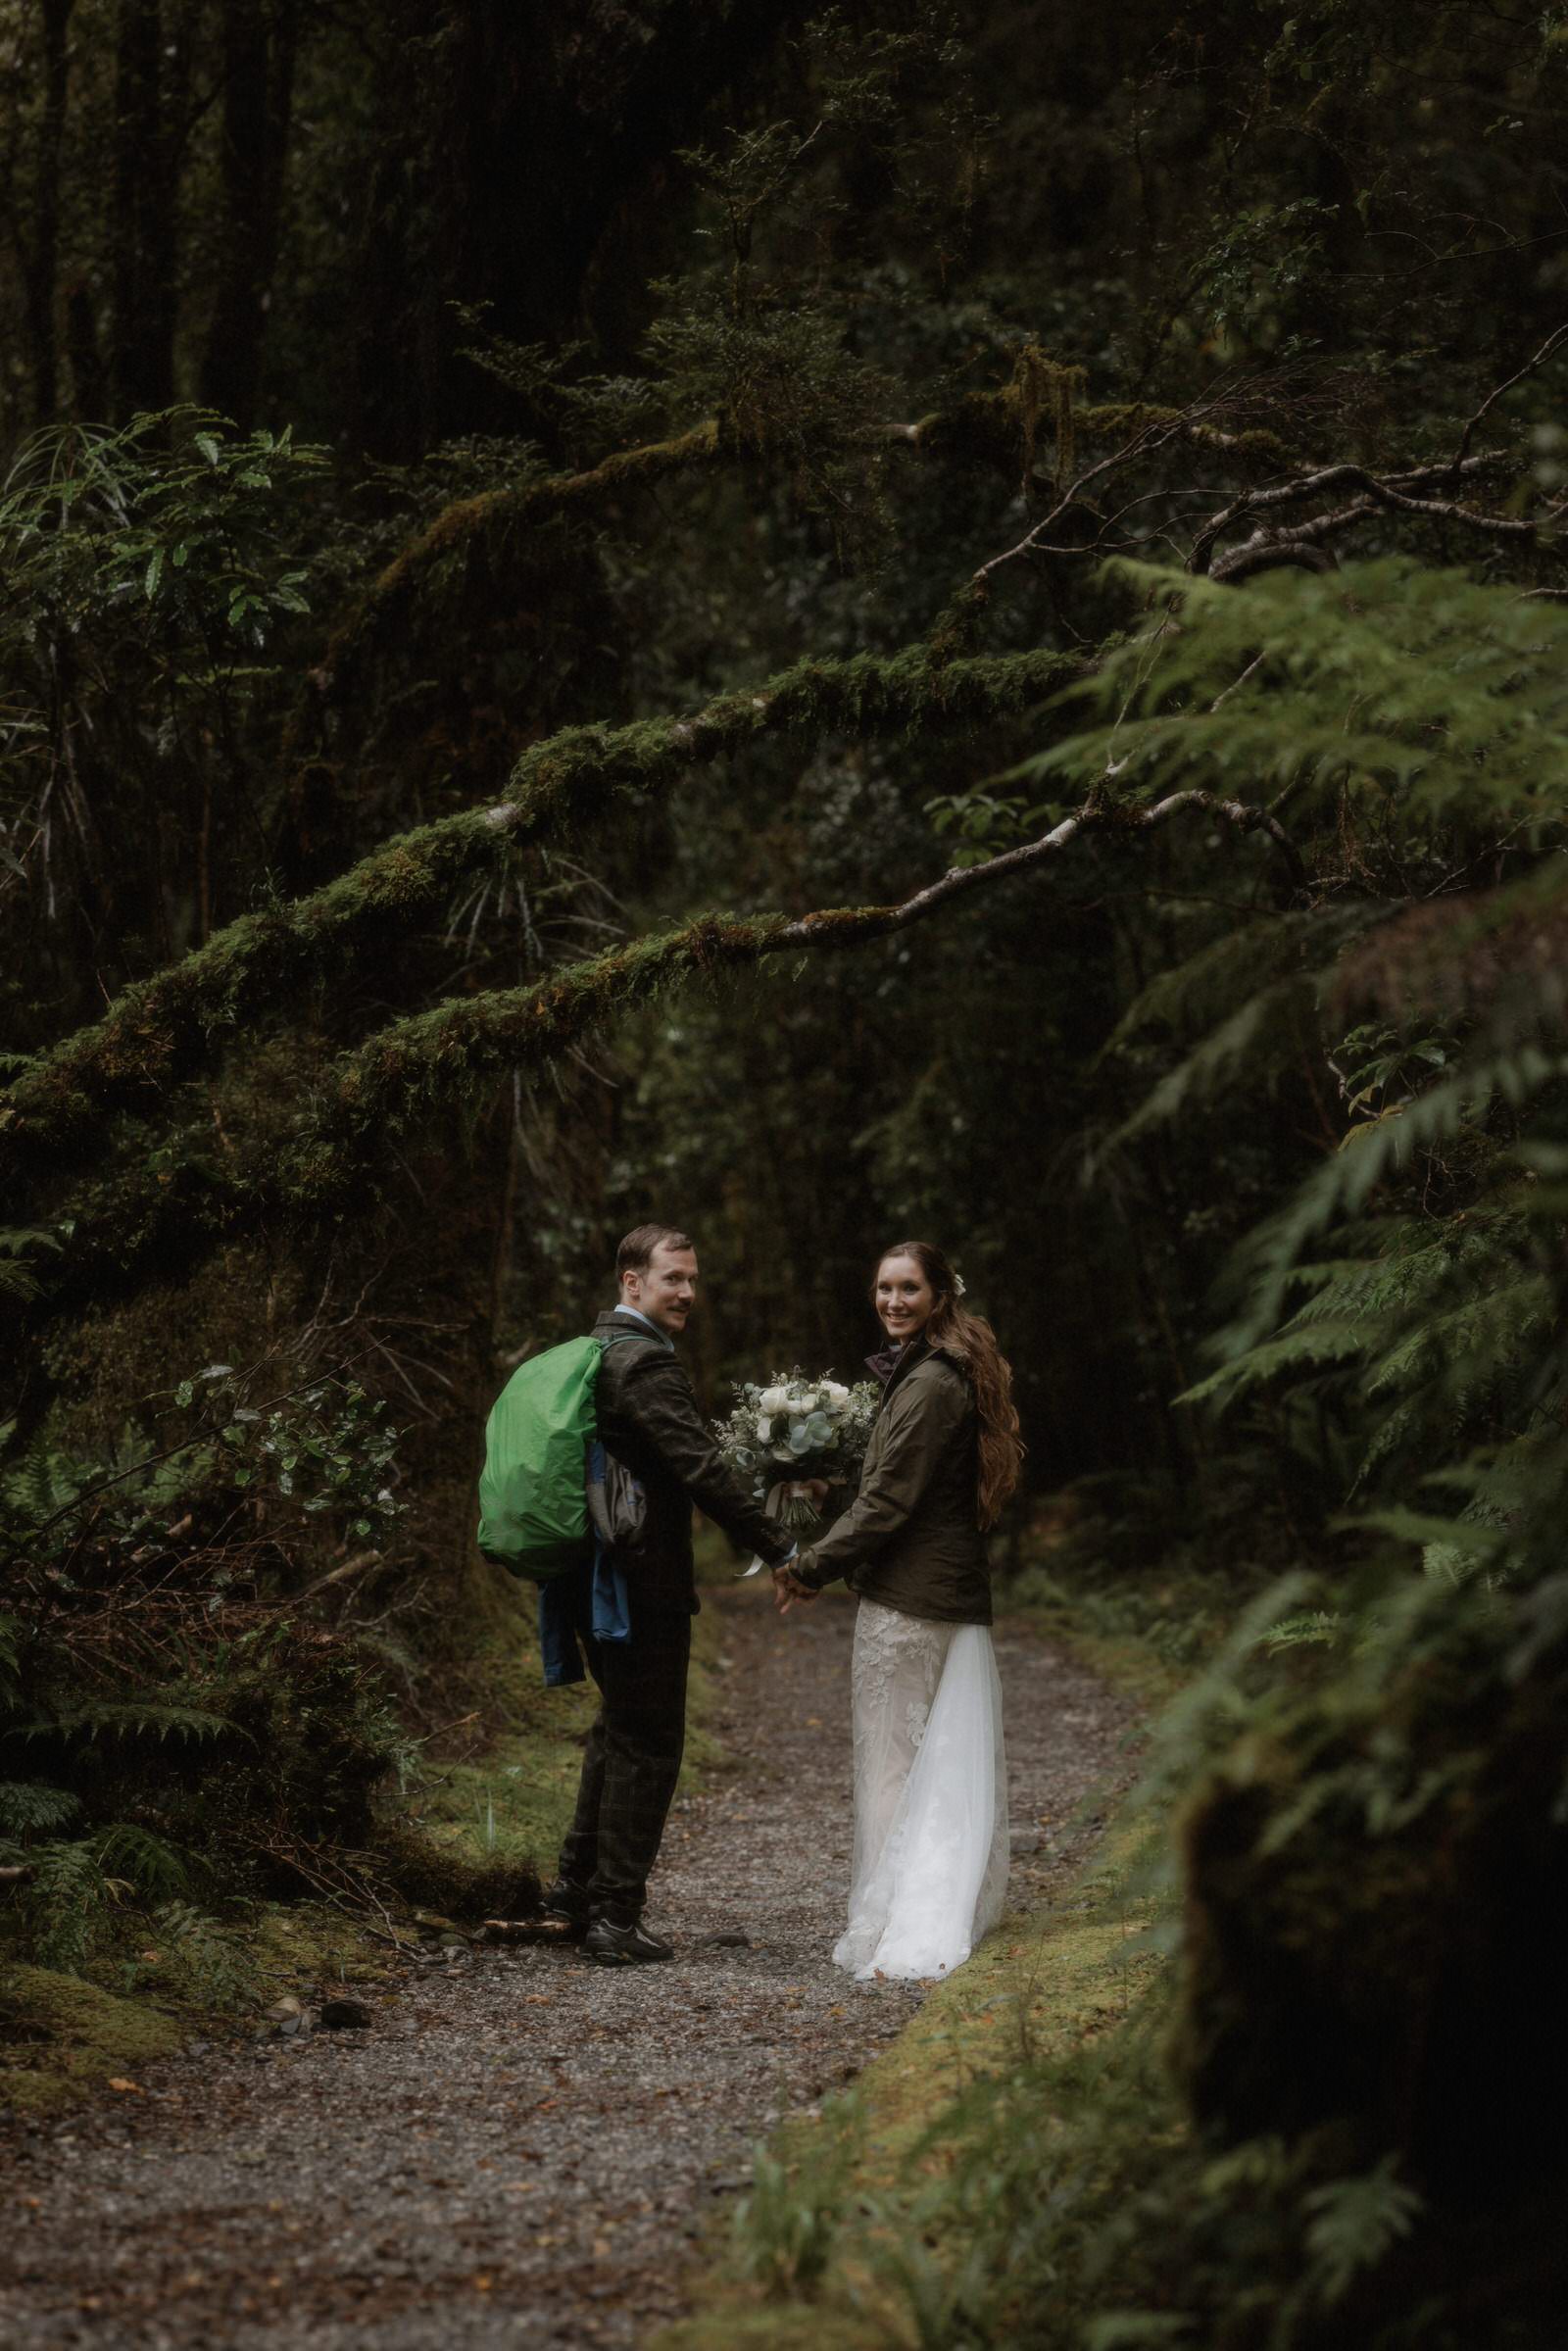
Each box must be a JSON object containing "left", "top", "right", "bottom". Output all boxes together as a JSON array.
[{"left": 0, "top": 1585, "right": 1134, "bottom": 2349}]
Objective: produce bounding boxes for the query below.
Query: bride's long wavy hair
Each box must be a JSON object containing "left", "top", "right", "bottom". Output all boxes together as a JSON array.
[{"left": 874, "top": 1240, "right": 1024, "bottom": 1529}]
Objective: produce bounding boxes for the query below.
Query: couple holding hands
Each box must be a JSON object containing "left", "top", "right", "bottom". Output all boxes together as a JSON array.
[{"left": 540, "top": 1224, "right": 1022, "bottom": 1981}]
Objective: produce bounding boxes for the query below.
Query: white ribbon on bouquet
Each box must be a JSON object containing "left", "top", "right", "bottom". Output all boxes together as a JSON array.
[{"left": 738, "top": 1480, "right": 820, "bottom": 1576}]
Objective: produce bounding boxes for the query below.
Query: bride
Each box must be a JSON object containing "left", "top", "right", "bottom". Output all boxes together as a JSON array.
[{"left": 773, "top": 1241, "right": 1022, "bottom": 1982}]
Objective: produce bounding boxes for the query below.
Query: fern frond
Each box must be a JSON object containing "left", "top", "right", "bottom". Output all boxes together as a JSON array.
[
  {"left": 22, "top": 1700, "right": 234, "bottom": 1745},
  {"left": 0, "top": 1781, "right": 82, "bottom": 1835},
  {"left": 23, "top": 1837, "right": 111, "bottom": 1970},
  {"left": 1178, "top": 1320, "right": 1373, "bottom": 1409},
  {"left": 1262, "top": 1611, "right": 1346, "bottom": 1649},
  {"left": 1303, "top": 2159, "right": 1424, "bottom": 2307},
  {"left": 1021, "top": 562, "right": 1568, "bottom": 848},
  {"left": 1213, "top": 1047, "right": 1568, "bottom": 1352},
  {"left": 93, "top": 1822, "right": 192, "bottom": 1899},
  {"left": 1361, "top": 1272, "right": 1551, "bottom": 1402},
  {"left": 0, "top": 1225, "right": 64, "bottom": 1303},
  {"left": 1331, "top": 1503, "right": 1507, "bottom": 1559},
  {"left": 1112, "top": 978, "right": 1313, "bottom": 1151},
  {"left": 1102, "top": 906, "right": 1365, "bottom": 1058}
]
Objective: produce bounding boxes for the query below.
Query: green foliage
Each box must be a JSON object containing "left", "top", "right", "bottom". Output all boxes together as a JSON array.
[
  {"left": 1, "top": 413, "right": 326, "bottom": 993},
  {"left": 730, "top": 2107, "right": 866, "bottom": 2300},
  {"left": 1302, "top": 2159, "right": 1425, "bottom": 2308},
  {"left": 0, "top": 1224, "right": 63, "bottom": 1302},
  {"left": 6, "top": 14, "right": 1568, "bottom": 2331},
  {"left": 0, "top": 637, "right": 1073, "bottom": 1182},
  {"left": 142, "top": 1897, "right": 260, "bottom": 2011},
  {"left": 1, "top": 412, "right": 321, "bottom": 650},
  {"left": 1196, "top": 197, "right": 1343, "bottom": 347},
  {"left": 2, "top": 1360, "right": 403, "bottom": 1562},
  {"left": 13, "top": 1700, "right": 234, "bottom": 1747},
  {"left": 0, "top": 1780, "right": 81, "bottom": 1835},
  {"left": 1021, "top": 562, "right": 1568, "bottom": 839}
]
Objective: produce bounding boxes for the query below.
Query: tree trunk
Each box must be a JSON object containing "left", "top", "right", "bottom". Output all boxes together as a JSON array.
[
  {"left": 22, "top": 0, "right": 75, "bottom": 424},
  {"left": 202, "top": 0, "right": 300, "bottom": 426},
  {"left": 110, "top": 0, "right": 192, "bottom": 416}
]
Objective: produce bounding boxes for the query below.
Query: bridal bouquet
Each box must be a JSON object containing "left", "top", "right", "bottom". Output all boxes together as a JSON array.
[{"left": 714, "top": 1369, "right": 880, "bottom": 1532}]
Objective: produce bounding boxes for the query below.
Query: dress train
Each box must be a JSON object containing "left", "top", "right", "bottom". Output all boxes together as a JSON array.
[{"left": 834, "top": 1597, "right": 1008, "bottom": 1983}]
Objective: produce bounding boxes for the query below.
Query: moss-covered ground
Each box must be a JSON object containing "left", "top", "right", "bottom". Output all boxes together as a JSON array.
[
  {"left": 651, "top": 1544, "right": 1230, "bottom": 2351},
  {"left": 653, "top": 1806, "right": 1166, "bottom": 2351},
  {"left": 0, "top": 1903, "right": 396, "bottom": 2117}
]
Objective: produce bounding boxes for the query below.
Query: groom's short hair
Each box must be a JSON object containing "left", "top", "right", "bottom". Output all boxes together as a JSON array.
[{"left": 617, "top": 1223, "right": 693, "bottom": 1277}]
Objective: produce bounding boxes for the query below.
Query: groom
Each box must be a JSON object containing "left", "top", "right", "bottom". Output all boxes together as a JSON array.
[{"left": 544, "top": 1223, "right": 798, "bottom": 1965}]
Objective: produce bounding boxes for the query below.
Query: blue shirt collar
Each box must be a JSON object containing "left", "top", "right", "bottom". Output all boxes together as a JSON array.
[{"left": 612, "top": 1303, "right": 675, "bottom": 1350}]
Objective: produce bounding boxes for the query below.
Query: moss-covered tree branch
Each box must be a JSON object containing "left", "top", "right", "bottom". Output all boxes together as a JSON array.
[
  {"left": 0, "top": 643, "right": 1083, "bottom": 1181},
  {"left": 307, "top": 361, "right": 1304, "bottom": 719},
  {"left": 310, "top": 421, "right": 724, "bottom": 710},
  {"left": 28, "top": 782, "right": 1298, "bottom": 1320}
]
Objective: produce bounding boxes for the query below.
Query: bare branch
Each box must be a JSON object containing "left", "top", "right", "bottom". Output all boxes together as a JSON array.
[
  {"left": 971, "top": 388, "right": 1246, "bottom": 590},
  {"left": 1452, "top": 320, "right": 1568, "bottom": 474},
  {"left": 774, "top": 785, "right": 1303, "bottom": 947}
]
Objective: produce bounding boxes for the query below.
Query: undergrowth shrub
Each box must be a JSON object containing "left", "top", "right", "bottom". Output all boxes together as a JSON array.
[{"left": 0, "top": 1357, "right": 538, "bottom": 1983}]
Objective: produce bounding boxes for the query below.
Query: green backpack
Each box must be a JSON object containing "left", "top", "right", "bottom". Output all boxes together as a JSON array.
[{"left": 475, "top": 1332, "right": 644, "bottom": 1582}]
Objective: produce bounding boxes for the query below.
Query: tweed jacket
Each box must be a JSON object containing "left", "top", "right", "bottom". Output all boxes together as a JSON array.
[{"left": 591, "top": 1309, "right": 795, "bottom": 1612}]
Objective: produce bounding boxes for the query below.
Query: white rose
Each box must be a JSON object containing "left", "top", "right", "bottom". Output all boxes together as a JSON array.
[
  {"left": 756, "top": 1417, "right": 772, "bottom": 1444},
  {"left": 759, "top": 1386, "right": 791, "bottom": 1414},
  {"left": 821, "top": 1380, "right": 850, "bottom": 1405}
]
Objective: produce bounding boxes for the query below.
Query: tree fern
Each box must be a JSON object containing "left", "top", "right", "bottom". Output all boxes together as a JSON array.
[
  {"left": 1109, "top": 976, "right": 1315, "bottom": 1151},
  {"left": 1200, "top": 1045, "right": 1568, "bottom": 1359}
]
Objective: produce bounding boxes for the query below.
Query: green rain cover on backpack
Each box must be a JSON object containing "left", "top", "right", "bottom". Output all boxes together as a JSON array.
[{"left": 476, "top": 1335, "right": 603, "bottom": 1582}]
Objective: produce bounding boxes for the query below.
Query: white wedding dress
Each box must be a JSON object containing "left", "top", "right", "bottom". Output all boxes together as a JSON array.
[{"left": 834, "top": 1597, "right": 1009, "bottom": 1983}]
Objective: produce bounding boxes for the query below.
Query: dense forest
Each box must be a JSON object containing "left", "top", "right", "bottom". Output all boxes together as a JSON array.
[{"left": 5, "top": 2, "right": 1568, "bottom": 2342}]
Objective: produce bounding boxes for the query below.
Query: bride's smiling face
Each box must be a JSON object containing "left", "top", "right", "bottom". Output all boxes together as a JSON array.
[{"left": 875, "top": 1253, "right": 936, "bottom": 1345}]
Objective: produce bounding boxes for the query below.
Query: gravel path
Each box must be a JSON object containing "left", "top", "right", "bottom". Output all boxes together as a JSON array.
[{"left": 0, "top": 1584, "right": 1134, "bottom": 2349}]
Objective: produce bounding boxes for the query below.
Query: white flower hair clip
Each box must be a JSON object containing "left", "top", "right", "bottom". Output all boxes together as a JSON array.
[{"left": 953, "top": 1271, "right": 967, "bottom": 1298}]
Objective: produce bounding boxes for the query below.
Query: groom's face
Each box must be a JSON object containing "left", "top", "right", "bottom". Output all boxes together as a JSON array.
[{"left": 621, "top": 1243, "right": 700, "bottom": 1337}]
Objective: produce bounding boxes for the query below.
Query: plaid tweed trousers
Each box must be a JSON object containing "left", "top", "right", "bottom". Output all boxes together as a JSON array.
[{"left": 556, "top": 1592, "right": 692, "bottom": 1925}]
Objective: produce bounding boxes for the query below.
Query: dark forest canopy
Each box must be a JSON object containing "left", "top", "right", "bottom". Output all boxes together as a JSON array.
[
  {"left": 5, "top": 7, "right": 1568, "bottom": 2339},
  {"left": 6, "top": 0, "right": 1568, "bottom": 1427}
]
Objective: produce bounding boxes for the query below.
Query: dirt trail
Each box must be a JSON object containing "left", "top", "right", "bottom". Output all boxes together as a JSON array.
[{"left": 0, "top": 1584, "right": 1133, "bottom": 2349}]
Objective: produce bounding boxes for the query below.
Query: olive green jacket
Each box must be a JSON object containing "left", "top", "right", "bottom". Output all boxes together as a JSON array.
[{"left": 795, "top": 1336, "right": 991, "bottom": 1625}]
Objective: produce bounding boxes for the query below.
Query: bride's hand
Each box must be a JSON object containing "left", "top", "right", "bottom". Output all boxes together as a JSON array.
[{"left": 772, "top": 1565, "right": 817, "bottom": 1614}]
